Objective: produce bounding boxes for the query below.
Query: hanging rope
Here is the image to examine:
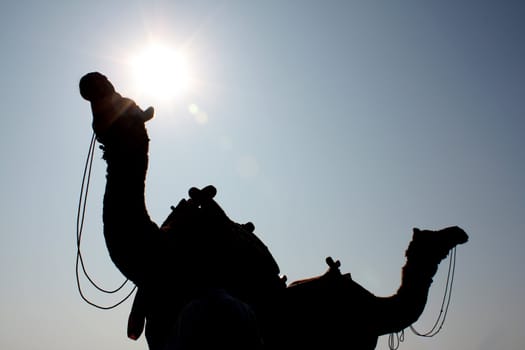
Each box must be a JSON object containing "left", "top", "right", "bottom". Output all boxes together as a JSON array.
[
  {"left": 410, "top": 247, "right": 457, "bottom": 337},
  {"left": 76, "top": 132, "right": 136, "bottom": 310},
  {"left": 388, "top": 247, "right": 458, "bottom": 349}
]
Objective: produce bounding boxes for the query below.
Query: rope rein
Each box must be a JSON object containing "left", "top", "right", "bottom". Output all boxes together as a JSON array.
[
  {"left": 76, "top": 133, "right": 136, "bottom": 310},
  {"left": 388, "top": 247, "right": 458, "bottom": 349}
]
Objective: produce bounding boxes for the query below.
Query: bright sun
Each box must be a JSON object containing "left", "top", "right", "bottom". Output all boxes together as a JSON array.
[{"left": 131, "top": 43, "right": 191, "bottom": 100}]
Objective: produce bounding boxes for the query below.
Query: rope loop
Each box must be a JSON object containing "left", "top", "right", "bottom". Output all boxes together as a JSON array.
[
  {"left": 388, "top": 247, "right": 458, "bottom": 349},
  {"left": 75, "top": 133, "right": 136, "bottom": 310}
]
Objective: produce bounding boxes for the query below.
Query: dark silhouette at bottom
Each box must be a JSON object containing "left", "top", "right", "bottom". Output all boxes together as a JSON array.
[{"left": 79, "top": 72, "right": 469, "bottom": 350}]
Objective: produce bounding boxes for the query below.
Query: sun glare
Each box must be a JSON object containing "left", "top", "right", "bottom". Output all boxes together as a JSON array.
[{"left": 131, "top": 44, "right": 191, "bottom": 100}]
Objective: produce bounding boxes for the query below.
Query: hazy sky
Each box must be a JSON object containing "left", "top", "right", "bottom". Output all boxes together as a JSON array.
[{"left": 1, "top": 1, "right": 524, "bottom": 349}]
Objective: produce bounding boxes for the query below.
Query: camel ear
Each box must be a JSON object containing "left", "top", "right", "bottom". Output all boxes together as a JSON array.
[
  {"left": 143, "top": 106, "right": 155, "bottom": 122},
  {"left": 413, "top": 227, "right": 421, "bottom": 234}
]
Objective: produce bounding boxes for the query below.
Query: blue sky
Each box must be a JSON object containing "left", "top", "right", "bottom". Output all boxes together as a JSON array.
[{"left": 1, "top": 1, "right": 524, "bottom": 349}]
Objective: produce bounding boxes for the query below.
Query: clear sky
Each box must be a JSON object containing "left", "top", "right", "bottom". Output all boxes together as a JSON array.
[{"left": 1, "top": 1, "right": 524, "bottom": 349}]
